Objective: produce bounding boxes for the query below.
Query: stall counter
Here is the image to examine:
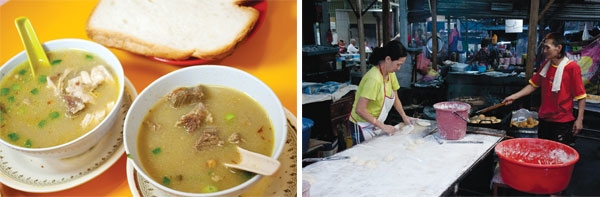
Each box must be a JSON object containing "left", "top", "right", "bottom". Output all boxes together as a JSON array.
[{"left": 302, "top": 120, "right": 503, "bottom": 196}]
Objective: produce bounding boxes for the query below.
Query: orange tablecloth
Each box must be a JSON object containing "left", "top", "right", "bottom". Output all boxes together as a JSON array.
[{"left": 0, "top": 0, "right": 297, "bottom": 196}]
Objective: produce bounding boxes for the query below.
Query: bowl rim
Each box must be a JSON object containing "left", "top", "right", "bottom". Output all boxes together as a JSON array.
[
  {"left": 123, "top": 65, "right": 286, "bottom": 196},
  {"left": 494, "top": 138, "right": 580, "bottom": 168},
  {"left": 0, "top": 38, "right": 125, "bottom": 153}
]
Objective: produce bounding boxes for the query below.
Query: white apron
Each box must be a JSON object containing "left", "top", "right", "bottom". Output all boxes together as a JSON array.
[{"left": 354, "top": 75, "right": 395, "bottom": 142}]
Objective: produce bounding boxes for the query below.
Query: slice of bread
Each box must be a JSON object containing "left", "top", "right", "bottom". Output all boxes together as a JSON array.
[{"left": 86, "top": 0, "right": 259, "bottom": 60}]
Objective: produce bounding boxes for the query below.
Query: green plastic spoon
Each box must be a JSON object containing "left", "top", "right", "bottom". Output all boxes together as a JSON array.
[{"left": 15, "top": 16, "right": 50, "bottom": 77}]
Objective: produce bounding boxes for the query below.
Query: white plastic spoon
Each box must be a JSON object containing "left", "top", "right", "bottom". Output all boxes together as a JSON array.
[{"left": 224, "top": 146, "right": 280, "bottom": 176}]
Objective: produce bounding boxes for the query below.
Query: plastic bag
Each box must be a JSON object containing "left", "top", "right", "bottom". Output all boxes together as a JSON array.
[
  {"left": 582, "top": 24, "right": 591, "bottom": 41},
  {"left": 510, "top": 109, "right": 539, "bottom": 128}
]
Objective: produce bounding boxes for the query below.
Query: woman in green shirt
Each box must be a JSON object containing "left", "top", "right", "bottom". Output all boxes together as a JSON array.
[{"left": 348, "top": 40, "right": 413, "bottom": 145}]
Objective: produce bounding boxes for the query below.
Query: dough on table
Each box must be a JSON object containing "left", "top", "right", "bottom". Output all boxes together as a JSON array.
[
  {"left": 415, "top": 139, "right": 425, "bottom": 144},
  {"left": 366, "top": 160, "right": 377, "bottom": 169},
  {"left": 416, "top": 120, "right": 431, "bottom": 126},
  {"left": 399, "top": 125, "right": 414, "bottom": 135},
  {"left": 405, "top": 143, "right": 417, "bottom": 151},
  {"left": 383, "top": 155, "right": 395, "bottom": 162},
  {"left": 355, "top": 159, "right": 366, "bottom": 166}
]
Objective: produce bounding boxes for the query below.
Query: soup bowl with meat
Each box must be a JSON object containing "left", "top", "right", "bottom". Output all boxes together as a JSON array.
[
  {"left": 124, "top": 65, "right": 286, "bottom": 196},
  {"left": 0, "top": 39, "right": 125, "bottom": 158}
]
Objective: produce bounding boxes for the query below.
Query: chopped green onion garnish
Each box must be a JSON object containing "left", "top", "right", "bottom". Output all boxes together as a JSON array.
[
  {"left": 85, "top": 54, "right": 94, "bottom": 59},
  {"left": 24, "top": 139, "right": 32, "bottom": 148},
  {"left": 18, "top": 69, "right": 26, "bottom": 75},
  {"left": 11, "top": 84, "right": 20, "bottom": 90},
  {"left": 30, "top": 88, "right": 39, "bottom": 95},
  {"left": 152, "top": 147, "right": 161, "bottom": 155},
  {"left": 38, "top": 119, "right": 47, "bottom": 128},
  {"left": 49, "top": 111, "right": 60, "bottom": 119},
  {"left": 38, "top": 75, "right": 47, "bottom": 83},
  {"left": 162, "top": 176, "right": 171, "bottom": 186},
  {"left": 8, "top": 133, "right": 19, "bottom": 141},
  {"left": 51, "top": 59, "right": 62, "bottom": 65},
  {"left": 0, "top": 88, "right": 9, "bottom": 96},
  {"left": 202, "top": 185, "right": 219, "bottom": 193},
  {"left": 7, "top": 96, "right": 15, "bottom": 103},
  {"left": 225, "top": 113, "right": 235, "bottom": 121},
  {"left": 16, "top": 107, "right": 25, "bottom": 115}
]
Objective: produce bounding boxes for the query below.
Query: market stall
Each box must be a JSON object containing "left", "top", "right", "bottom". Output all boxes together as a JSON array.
[
  {"left": 0, "top": 1, "right": 297, "bottom": 196},
  {"left": 304, "top": 0, "right": 600, "bottom": 195}
]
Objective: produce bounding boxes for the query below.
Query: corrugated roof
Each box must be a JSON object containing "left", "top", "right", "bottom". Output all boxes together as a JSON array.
[{"left": 408, "top": 0, "right": 600, "bottom": 22}]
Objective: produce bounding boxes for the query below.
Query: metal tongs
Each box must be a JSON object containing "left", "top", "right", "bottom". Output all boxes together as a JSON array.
[{"left": 302, "top": 155, "right": 350, "bottom": 163}]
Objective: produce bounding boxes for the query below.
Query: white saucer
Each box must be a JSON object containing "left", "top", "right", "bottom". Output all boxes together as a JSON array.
[
  {"left": 127, "top": 108, "right": 297, "bottom": 197},
  {"left": 0, "top": 78, "right": 137, "bottom": 193}
]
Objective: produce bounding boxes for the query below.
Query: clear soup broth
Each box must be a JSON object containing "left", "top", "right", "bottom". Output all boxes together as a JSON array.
[
  {"left": 138, "top": 84, "right": 274, "bottom": 193},
  {"left": 0, "top": 49, "right": 119, "bottom": 148}
]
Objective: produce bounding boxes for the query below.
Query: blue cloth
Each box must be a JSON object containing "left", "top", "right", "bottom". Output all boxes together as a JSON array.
[{"left": 302, "top": 81, "right": 350, "bottom": 94}]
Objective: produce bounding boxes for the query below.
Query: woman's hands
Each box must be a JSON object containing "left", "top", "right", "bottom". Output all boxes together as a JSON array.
[{"left": 380, "top": 124, "right": 398, "bottom": 136}]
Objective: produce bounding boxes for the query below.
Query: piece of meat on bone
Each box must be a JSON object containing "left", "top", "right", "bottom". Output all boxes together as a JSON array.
[
  {"left": 62, "top": 94, "right": 85, "bottom": 115},
  {"left": 175, "top": 102, "right": 213, "bottom": 133},
  {"left": 194, "top": 127, "right": 223, "bottom": 151},
  {"left": 227, "top": 132, "right": 245, "bottom": 144},
  {"left": 167, "top": 85, "right": 204, "bottom": 108},
  {"left": 48, "top": 66, "right": 114, "bottom": 115}
]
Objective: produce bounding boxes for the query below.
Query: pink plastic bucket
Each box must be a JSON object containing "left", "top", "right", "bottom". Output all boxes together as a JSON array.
[{"left": 433, "top": 101, "right": 471, "bottom": 140}]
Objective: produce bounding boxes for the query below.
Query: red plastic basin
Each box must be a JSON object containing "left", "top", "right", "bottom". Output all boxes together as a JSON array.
[{"left": 495, "top": 138, "right": 579, "bottom": 194}]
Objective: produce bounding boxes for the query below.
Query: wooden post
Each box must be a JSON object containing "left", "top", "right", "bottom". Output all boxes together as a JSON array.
[
  {"left": 358, "top": 0, "right": 367, "bottom": 75},
  {"left": 383, "top": 0, "right": 390, "bottom": 45},
  {"left": 526, "top": 0, "right": 540, "bottom": 79}
]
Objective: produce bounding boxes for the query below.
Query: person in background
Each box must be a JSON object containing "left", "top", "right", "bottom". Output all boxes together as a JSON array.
[
  {"left": 502, "top": 32, "right": 587, "bottom": 147},
  {"left": 415, "top": 29, "right": 426, "bottom": 46},
  {"left": 348, "top": 40, "right": 413, "bottom": 145},
  {"left": 338, "top": 39, "right": 346, "bottom": 53},
  {"left": 347, "top": 38, "right": 359, "bottom": 54},
  {"left": 410, "top": 29, "right": 425, "bottom": 47},
  {"left": 449, "top": 24, "right": 460, "bottom": 52},
  {"left": 467, "top": 39, "right": 492, "bottom": 66},
  {"left": 364, "top": 41, "right": 373, "bottom": 53}
]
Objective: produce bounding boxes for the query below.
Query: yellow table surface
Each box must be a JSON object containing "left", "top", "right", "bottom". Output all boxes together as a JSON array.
[{"left": 0, "top": 0, "right": 297, "bottom": 196}]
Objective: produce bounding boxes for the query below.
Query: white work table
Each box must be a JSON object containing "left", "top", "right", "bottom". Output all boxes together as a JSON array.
[{"left": 302, "top": 119, "right": 504, "bottom": 196}]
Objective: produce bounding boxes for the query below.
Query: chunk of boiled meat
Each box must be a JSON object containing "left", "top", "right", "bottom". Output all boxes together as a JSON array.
[
  {"left": 195, "top": 127, "right": 223, "bottom": 151},
  {"left": 175, "top": 103, "right": 213, "bottom": 133},
  {"left": 90, "top": 65, "right": 114, "bottom": 86},
  {"left": 227, "top": 132, "right": 245, "bottom": 144},
  {"left": 167, "top": 85, "right": 204, "bottom": 108},
  {"left": 62, "top": 94, "right": 85, "bottom": 115},
  {"left": 60, "top": 65, "right": 114, "bottom": 115}
]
